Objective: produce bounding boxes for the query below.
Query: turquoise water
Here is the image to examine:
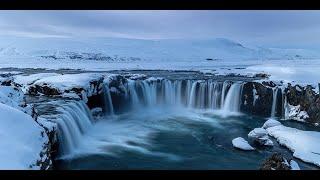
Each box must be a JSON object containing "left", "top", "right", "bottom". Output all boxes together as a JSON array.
[{"left": 56, "top": 107, "right": 319, "bottom": 170}]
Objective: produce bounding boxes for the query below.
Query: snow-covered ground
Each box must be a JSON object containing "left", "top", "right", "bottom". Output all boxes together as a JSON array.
[
  {"left": 0, "top": 102, "right": 48, "bottom": 169},
  {"left": 0, "top": 37, "right": 319, "bottom": 90},
  {"left": 261, "top": 119, "right": 320, "bottom": 167}
]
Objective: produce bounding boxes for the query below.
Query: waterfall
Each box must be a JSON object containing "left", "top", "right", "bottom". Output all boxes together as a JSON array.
[
  {"left": 188, "top": 81, "right": 198, "bottom": 108},
  {"left": 100, "top": 78, "right": 250, "bottom": 114},
  {"left": 127, "top": 80, "right": 140, "bottom": 108},
  {"left": 56, "top": 101, "right": 93, "bottom": 157},
  {"left": 103, "top": 84, "right": 114, "bottom": 116},
  {"left": 222, "top": 82, "right": 243, "bottom": 113},
  {"left": 270, "top": 88, "right": 279, "bottom": 118},
  {"left": 220, "top": 81, "right": 229, "bottom": 107}
]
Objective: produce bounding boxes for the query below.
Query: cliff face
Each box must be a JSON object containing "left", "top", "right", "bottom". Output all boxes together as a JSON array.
[{"left": 285, "top": 84, "right": 320, "bottom": 124}]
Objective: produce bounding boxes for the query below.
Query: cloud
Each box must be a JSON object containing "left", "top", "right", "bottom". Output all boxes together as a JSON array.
[{"left": 0, "top": 10, "right": 320, "bottom": 47}]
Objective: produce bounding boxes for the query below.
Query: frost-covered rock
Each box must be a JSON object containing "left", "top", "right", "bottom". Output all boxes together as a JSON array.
[
  {"left": 232, "top": 137, "right": 255, "bottom": 151},
  {"left": 248, "top": 128, "right": 273, "bottom": 146},
  {"left": 285, "top": 104, "right": 309, "bottom": 122},
  {"left": 262, "top": 119, "right": 281, "bottom": 129},
  {"left": 266, "top": 125, "right": 320, "bottom": 167},
  {"left": 285, "top": 84, "right": 319, "bottom": 124},
  {"left": 0, "top": 102, "right": 50, "bottom": 169}
]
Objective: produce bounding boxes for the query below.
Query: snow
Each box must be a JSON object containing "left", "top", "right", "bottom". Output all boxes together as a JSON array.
[
  {"left": 0, "top": 37, "right": 319, "bottom": 90},
  {"left": 232, "top": 137, "right": 255, "bottom": 151},
  {"left": 13, "top": 73, "right": 60, "bottom": 86},
  {"left": 33, "top": 73, "right": 103, "bottom": 96},
  {"left": 248, "top": 128, "right": 273, "bottom": 146},
  {"left": 0, "top": 86, "right": 25, "bottom": 111},
  {"left": 290, "top": 160, "right": 300, "bottom": 170},
  {"left": 284, "top": 104, "right": 309, "bottom": 122},
  {"left": 0, "top": 102, "right": 48, "bottom": 169},
  {"left": 267, "top": 125, "right": 320, "bottom": 167},
  {"left": 262, "top": 119, "right": 282, "bottom": 129}
]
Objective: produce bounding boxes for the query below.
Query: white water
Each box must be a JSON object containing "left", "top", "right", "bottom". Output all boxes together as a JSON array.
[
  {"left": 56, "top": 101, "right": 93, "bottom": 157},
  {"left": 57, "top": 79, "right": 246, "bottom": 159},
  {"left": 222, "top": 82, "right": 243, "bottom": 113},
  {"left": 103, "top": 84, "right": 114, "bottom": 116},
  {"left": 271, "top": 88, "right": 279, "bottom": 118}
]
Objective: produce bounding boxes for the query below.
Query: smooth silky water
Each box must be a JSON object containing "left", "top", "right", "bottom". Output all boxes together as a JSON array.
[
  {"left": 54, "top": 79, "right": 319, "bottom": 169},
  {"left": 55, "top": 107, "right": 318, "bottom": 170}
]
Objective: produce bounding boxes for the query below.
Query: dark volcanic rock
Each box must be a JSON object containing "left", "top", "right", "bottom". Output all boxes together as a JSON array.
[
  {"left": 260, "top": 153, "right": 291, "bottom": 170},
  {"left": 241, "top": 82, "right": 274, "bottom": 117},
  {"left": 28, "top": 84, "right": 61, "bottom": 96},
  {"left": 285, "top": 83, "right": 320, "bottom": 123}
]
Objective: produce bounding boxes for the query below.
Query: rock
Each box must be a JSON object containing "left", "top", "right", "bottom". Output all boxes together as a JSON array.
[
  {"left": 260, "top": 153, "right": 291, "bottom": 170},
  {"left": 232, "top": 137, "right": 255, "bottom": 151},
  {"left": 285, "top": 83, "right": 320, "bottom": 123},
  {"left": 248, "top": 128, "right": 274, "bottom": 146},
  {"left": 263, "top": 119, "right": 282, "bottom": 129},
  {"left": 91, "top": 107, "right": 103, "bottom": 117},
  {"left": 240, "top": 82, "right": 276, "bottom": 117}
]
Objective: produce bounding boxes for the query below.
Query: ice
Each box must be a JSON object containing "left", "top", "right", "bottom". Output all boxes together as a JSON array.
[
  {"left": 290, "top": 160, "right": 300, "bottom": 170},
  {"left": 232, "top": 137, "right": 255, "bottom": 151}
]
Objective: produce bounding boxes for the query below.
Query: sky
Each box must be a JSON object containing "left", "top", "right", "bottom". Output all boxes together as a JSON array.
[{"left": 0, "top": 10, "right": 320, "bottom": 48}]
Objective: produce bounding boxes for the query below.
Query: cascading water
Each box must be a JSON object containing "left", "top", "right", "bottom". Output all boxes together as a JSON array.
[
  {"left": 270, "top": 88, "right": 279, "bottom": 118},
  {"left": 56, "top": 101, "right": 93, "bottom": 157},
  {"left": 103, "top": 84, "right": 114, "bottom": 116},
  {"left": 220, "top": 81, "right": 229, "bottom": 107},
  {"left": 118, "top": 79, "right": 243, "bottom": 112},
  {"left": 222, "top": 82, "right": 243, "bottom": 113}
]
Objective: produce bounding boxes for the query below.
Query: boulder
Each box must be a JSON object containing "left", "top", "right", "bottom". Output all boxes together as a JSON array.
[{"left": 248, "top": 128, "right": 273, "bottom": 146}]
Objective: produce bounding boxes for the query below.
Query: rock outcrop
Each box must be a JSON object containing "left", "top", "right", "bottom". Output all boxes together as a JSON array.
[
  {"left": 260, "top": 153, "right": 291, "bottom": 170},
  {"left": 285, "top": 83, "right": 320, "bottom": 124}
]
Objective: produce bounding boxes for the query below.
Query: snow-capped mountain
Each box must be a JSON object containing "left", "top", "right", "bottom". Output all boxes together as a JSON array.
[{"left": 0, "top": 36, "right": 319, "bottom": 62}]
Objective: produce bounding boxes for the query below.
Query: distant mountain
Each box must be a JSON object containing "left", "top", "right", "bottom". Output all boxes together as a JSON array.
[{"left": 0, "top": 36, "right": 319, "bottom": 62}]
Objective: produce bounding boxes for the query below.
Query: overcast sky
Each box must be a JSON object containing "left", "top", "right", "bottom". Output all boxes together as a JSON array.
[{"left": 0, "top": 10, "right": 320, "bottom": 48}]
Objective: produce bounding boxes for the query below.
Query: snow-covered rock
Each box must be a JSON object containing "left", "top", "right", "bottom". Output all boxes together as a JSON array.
[
  {"left": 266, "top": 125, "right": 320, "bottom": 167},
  {"left": 0, "top": 102, "right": 49, "bottom": 169},
  {"left": 285, "top": 104, "right": 309, "bottom": 122},
  {"left": 248, "top": 128, "right": 273, "bottom": 146},
  {"left": 263, "top": 119, "right": 282, "bottom": 129},
  {"left": 232, "top": 137, "right": 255, "bottom": 151}
]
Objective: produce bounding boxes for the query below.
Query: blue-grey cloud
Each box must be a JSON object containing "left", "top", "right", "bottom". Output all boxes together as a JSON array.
[{"left": 0, "top": 10, "right": 320, "bottom": 48}]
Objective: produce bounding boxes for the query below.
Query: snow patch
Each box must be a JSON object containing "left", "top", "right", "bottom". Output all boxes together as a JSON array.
[
  {"left": 267, "top": 125, "right": 320, "bottom": 167},
  {"left": 232, "top": 137, "right": 255, "bottom": 151},
  {"left": 0, "top": 102, "right": 48, "bottom": 169}
]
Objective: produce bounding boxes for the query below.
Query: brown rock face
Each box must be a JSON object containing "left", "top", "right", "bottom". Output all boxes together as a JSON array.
[
  {"left": 260, "top": 153, "right": 291, "bottom": 170},
  {"left": 285, "top": 83, "right": 320, "bottom": 123}
]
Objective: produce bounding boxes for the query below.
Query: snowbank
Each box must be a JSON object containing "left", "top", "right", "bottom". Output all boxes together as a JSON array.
[
  {"left": 248, "top": 128, "right": 273, "bottom": 146},
  {"left": 0, "top": 102, "right": 48, "bottom": 169},
  {"left": 232, "top": 137, "right": 255, "bottom": 151},
  {"left": 33, "top": 73, "right": 102, "bottom": 94},
  {"left": 267, "top": 125, "right": 320, "bottom": 167},
  {"left": 262, "top": 119, "right": 282, "bottom": 129}
]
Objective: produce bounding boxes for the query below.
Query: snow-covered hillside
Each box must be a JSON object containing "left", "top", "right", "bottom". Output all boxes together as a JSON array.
[{"left": 0, "top": 37, "right": 319, "bottom": 62}]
